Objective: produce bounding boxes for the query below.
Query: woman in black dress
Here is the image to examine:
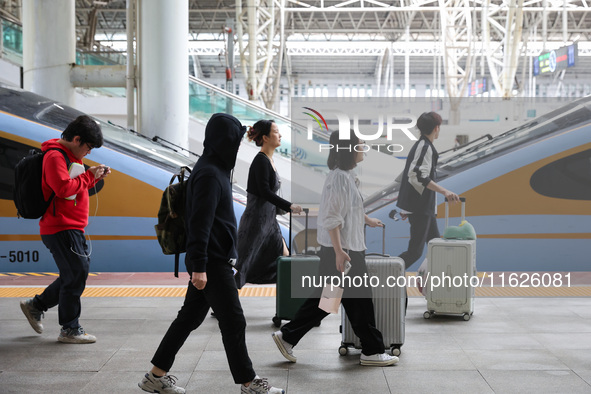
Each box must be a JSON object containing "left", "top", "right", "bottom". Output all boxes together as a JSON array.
[{"left": 235, "top": 120, "right": 302, "bottom": 289}]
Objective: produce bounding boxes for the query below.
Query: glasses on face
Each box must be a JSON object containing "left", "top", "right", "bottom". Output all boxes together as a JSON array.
[{"left": 85, "top": 143, "right": 94, "bottom": 152}]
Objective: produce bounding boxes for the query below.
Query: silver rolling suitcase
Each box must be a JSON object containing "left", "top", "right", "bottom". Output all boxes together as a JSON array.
[
  {"left": 339, "top": 225, "right": 406, "bottom": 356},
  {"left": 424, "top": 197, "right": 476, "bottom": 321}
]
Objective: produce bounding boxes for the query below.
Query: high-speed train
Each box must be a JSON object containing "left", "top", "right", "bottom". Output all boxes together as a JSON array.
[
  {"left": 0, "top": 85, "right": 291, "bottom": 273},
  {"left": 364, "top": 97, "right": 591, "bottom": 272}
]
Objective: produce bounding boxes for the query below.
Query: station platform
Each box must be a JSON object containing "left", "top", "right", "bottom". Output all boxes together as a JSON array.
[{"left": 2, "top": 272, "right": 591, "bottom": 393}]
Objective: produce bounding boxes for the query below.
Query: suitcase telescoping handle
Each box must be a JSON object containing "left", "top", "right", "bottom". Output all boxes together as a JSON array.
[
  {"left": 364, "top": 223, "right": 386, "bottom": 255},
  {"left": 303, "top": 207, "right": 309, "bottom": 253},
  {"left": 288, "top": 207, "right": 309, "bottom": 255},
  {"left": 443, "top": 196, "right": 466, "bottom": 229}
]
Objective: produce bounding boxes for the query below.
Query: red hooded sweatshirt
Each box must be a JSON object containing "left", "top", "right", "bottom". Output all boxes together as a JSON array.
[{"left": 39, "top": 139, "right": 99, "bottom": 235}]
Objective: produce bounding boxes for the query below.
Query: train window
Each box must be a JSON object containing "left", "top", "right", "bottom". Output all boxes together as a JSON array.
[
  {"left": 0, "top": 137, "right": 34, "bottom": 200},
  {"left": 0, "top": 88, "right": 85, "bottom": 130},
  {"left": 96, "top": 120, "right": 197, "bottom": 171},
  {"left": 35, "top": 102, "right": 82, "bottom": 130},
  {"left": 0, "top": 87, "right": 198, "bottom": 174},
  {"left": 530, "top": 149, "right": 591, "bottom": 201}
]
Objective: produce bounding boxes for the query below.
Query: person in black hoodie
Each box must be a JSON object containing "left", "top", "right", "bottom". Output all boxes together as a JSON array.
[
  {"left": 139, "top": 114, "right": 284, "bottom": 394},
  {"left": 396, "top": 111, "right": 460, "bottom": 270}
]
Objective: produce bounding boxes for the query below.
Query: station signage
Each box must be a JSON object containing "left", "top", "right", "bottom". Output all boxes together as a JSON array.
[
  {"left": 533, "top": 43, "right": 577, "bottom": 76},
  {"left": 467, "top": 78, "right": 487, "bottom": 96}
]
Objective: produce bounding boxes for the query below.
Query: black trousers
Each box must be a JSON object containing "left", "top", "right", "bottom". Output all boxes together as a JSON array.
[
  {"left": 281, "top": 246, "right": 385, "bottom": 356},
  {"left": 398, "top": 213, "right": 440, "bottom": 270},
  {"left": 151, "top": 260, "right": 256, "bottom": 384},
  {"left": 35, "top": 230, "right": 90, "bottom": 329}
]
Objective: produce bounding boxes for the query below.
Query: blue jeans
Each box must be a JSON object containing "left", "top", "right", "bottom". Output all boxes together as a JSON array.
[{"left": 35, "top": 230, "right": 90, "bottom": 329}]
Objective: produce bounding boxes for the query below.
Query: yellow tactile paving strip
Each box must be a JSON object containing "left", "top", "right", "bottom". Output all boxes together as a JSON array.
[
  {"left": 2, "top": 272, "right": 591, "bottom": 297},
  {"left": 0, "top": 272, "right": 97, "bottom": 277},
  {"left": 0, "top": 286, "right": 276, "bottom": 298},
  {"left": 1, "top": 285, "right": 590, "bottom": 298}
]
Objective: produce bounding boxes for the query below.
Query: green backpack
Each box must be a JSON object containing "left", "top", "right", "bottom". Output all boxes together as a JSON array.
[{"left": 154, "top": 166, "right": 191, "bottom": 277}]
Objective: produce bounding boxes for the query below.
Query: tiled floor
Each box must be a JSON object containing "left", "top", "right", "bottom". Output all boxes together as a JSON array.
[{"left": 2, "top": 293, "right": 591, "bottom": 393}]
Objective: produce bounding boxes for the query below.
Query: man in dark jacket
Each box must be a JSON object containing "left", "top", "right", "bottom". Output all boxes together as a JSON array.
[
  {"left": 139, "top": 114, "right": 284, "bottom": 394},
  {"left": 396, "top": 111, "right": 459, "bottom": 269}
]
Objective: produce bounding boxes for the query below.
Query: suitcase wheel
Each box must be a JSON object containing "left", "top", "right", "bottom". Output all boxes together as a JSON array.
[
  {"left": 423, "top": 311, "right": 432, "bottom": 319},
  {"left": 338, "top": 345, "right": 348, "bottom": 356},
  {"left": 272, "top": 315, "right": 282, "bottom": 327},
  {"left": 462, "top": 313, "right": 471, "bottom": 321},
  {"left": 391, "top": 346, "right": 401, "bottom": 357}
]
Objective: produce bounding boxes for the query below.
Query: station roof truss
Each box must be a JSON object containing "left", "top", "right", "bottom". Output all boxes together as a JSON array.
[{"left": 2, "top": 0, "right": 591, "bottom": 101}]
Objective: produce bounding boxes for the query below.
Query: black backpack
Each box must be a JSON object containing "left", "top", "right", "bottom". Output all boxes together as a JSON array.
[
  {"left": 13, "top": 148, "right": 70, "bottom": 219},
  {"left": 154, "top": 166, "right": 191, "bottom": 277}
]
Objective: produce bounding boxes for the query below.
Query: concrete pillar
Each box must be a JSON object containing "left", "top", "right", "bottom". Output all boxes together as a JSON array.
[
  {"left": 137, "top": 0, "right": 188, "bottom": 148},
  {"left": 22, "top": 0, "right": 75, "bottom": 106}
]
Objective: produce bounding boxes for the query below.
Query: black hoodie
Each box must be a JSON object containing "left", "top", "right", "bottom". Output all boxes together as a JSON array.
[{"left": 185, "top": 113, "right": 246, "bottom": 273}]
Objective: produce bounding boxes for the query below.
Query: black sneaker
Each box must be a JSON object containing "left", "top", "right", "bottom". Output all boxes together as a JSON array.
[{"left": 20, "top": 298, "right": 44, "bottom": 334}]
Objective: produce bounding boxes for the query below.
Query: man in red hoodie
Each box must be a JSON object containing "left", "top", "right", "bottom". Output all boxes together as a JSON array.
[{"left": 20, "top": 115, "right": 110, "bottom": 344}]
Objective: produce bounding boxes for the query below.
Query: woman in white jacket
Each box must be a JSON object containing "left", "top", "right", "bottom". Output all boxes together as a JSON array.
[{"left": 272, "top": 130, "right": 399, "bottom": 367}]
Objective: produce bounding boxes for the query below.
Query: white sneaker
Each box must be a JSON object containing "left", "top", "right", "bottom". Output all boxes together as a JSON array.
[
  {"left": 272, "top": 331, "right": 296, "bottom": 363},
  {"left": 359, "top": 352, "right": 399, "bottom": 366},
  {"left": 241, "top": 376, "right": 284, "bottom": 394},
  {"left": 57, "top": 327, "right": 96, "bottom": 344},
  {"left": 138, "top": 372, "right": 185, "bottom": 394}
]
